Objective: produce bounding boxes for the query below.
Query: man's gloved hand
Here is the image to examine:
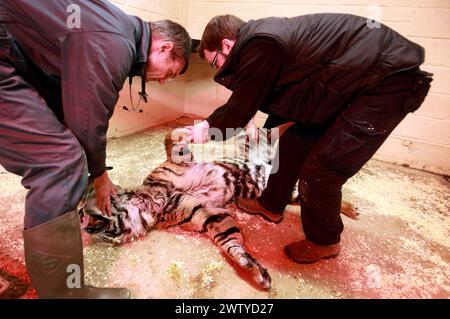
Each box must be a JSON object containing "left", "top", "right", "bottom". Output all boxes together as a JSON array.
[
  {"left": 185, "top": 120, "right": 210, "bottom": 144},
  {"left": 93, "top": 170, "right": 118, "bottom": 217}
]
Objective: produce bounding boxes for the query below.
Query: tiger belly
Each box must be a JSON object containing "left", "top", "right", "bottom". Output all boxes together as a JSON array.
[{"left": 171, "top": 163, "right": 236, "bottom": 206}]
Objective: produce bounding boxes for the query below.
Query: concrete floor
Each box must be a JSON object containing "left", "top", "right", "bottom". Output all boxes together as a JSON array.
[{"left": 0, "top": 116, "right": 449, "bottom": 299}]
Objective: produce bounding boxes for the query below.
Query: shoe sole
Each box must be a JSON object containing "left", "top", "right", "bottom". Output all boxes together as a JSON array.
[
  {"left": 284, "top": 247, "right": 340, "bottom": 264},
  {"left": 236, "top": 202, "right": 284, "bottom": 224}
]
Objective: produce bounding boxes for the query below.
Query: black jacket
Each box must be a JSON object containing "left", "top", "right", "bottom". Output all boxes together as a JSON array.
[
  {"left": 0, "top": 0, "right": 150, "bottom": 178},
  {"left": 207, "top": 14, "right": 425, "bottom": 133}
]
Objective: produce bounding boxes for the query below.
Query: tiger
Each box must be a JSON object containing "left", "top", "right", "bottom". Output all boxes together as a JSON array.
[
  {"left": 79, "top": 128, "right": 278, "bottom": 290},
  {"left": 78, "top": 127, "right": 359, "bottom": 290}
]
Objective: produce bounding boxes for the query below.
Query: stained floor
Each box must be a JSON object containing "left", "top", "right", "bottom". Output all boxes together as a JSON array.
[{"left": 0, "top": 116, "right": 449, "bottom": 299}]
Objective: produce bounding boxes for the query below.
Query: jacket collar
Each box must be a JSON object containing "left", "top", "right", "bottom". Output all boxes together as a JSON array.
[
  {"left": 128, "top": 16, "right": 151, "bottom": 77},
  {"left": 128, "top": 16, "right": 151, "bottom": 102}
]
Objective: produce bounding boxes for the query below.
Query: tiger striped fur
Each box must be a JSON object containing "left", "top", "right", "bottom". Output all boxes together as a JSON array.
[{"left": 78, "top": 128, "right": 277, "bottom": 290}]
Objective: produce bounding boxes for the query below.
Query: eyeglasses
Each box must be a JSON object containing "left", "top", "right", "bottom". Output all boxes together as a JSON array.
[{"left": 210, "top": 50, "right": 221, "bottom": 69}]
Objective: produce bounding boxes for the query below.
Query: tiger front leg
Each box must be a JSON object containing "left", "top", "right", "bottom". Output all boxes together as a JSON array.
[{"left": 202, "top": 209, "right": 271, "bottom": 290}]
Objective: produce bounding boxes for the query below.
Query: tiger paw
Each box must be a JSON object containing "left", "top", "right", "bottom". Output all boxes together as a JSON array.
[{"left": 239, "top": 253, "right": 271, "bottom": 290}]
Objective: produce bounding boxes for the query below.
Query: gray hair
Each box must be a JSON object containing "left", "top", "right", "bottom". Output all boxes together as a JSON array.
[{"left": 150, "top": 20, "right": 192, "bottom": 74}]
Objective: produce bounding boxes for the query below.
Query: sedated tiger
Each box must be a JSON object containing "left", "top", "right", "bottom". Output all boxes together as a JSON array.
[{"left": 78, "top": 127, "right": 357, "bottom": 290}]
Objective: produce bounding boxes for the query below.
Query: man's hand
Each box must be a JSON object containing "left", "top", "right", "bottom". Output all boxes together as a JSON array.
[
  {"left": 93, "top": 170, "right": 118, "bottom": 217},
  {"left": 185, "top": 120, "right": 210, "bottom": 144}
]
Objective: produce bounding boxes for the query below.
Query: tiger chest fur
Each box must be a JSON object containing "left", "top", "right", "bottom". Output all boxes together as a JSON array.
[{"left": 79, "top": 129, "right": 273, "bottom": 290}]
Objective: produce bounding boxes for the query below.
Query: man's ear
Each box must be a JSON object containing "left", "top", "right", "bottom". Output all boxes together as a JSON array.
[
  {"left": 160, "top": 41, "right": 174, "bottom": 53},
  {"left": 221, "top": 38, "right": 235, "bottom": 55}
]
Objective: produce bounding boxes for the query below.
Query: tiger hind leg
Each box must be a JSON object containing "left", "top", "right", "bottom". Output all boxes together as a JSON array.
[{"left": 201, "top": 208, "right": 271, "bottom": 290}]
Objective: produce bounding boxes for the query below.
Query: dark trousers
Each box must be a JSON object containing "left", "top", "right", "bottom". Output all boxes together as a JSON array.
[
  {"left": 0, "top": 26, "right": 88, "bottom": 229},
  {"left": 259, "top": 68, "right": 432, "bottom": 245}
]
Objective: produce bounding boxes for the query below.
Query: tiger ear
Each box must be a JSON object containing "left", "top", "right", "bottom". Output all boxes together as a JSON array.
[
  {"left": 165, "top": 129, "right": 194, "bottom": 164},
  {"left": 164, "top": 132, "right": 173, "bottom": 162}
]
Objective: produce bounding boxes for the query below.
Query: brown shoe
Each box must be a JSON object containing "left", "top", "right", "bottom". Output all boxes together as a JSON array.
[
  {"left": 284, "top": 239, "right": 340, "bottom": 264},
  {"left": 237, "top": 197, "right": 284, "bottom": 223}
]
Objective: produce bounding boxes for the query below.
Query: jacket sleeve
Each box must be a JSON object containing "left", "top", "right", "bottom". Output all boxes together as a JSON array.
[
  {"left": 60, "top": 32, "right": 133, "bottom": 178},
  {"left": 206, "top": 38, "right": 283, "bottom": 137}
]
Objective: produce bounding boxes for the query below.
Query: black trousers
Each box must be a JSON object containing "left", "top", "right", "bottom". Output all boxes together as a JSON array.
[
  {"left": 259, "top": 69, "right": 432, "bottom": 245},
  {"left": 0, "top": 26, "right": 88, "bottom": 229}
]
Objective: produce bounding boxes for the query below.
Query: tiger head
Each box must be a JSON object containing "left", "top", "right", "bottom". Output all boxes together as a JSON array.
[
  {"left": 78, "top": 189, "right": 157, "bottom": 244},
  {"left": 79, "top": 194, "right": 125, "bottom": 244}
]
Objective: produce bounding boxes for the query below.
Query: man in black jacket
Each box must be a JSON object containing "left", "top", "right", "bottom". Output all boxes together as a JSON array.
[
  {"left": 189, "top": 14, "right": 432, "bottom": 264},
  {"left": 0, "top": 0, "right": 191, "bottom": 298}
]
